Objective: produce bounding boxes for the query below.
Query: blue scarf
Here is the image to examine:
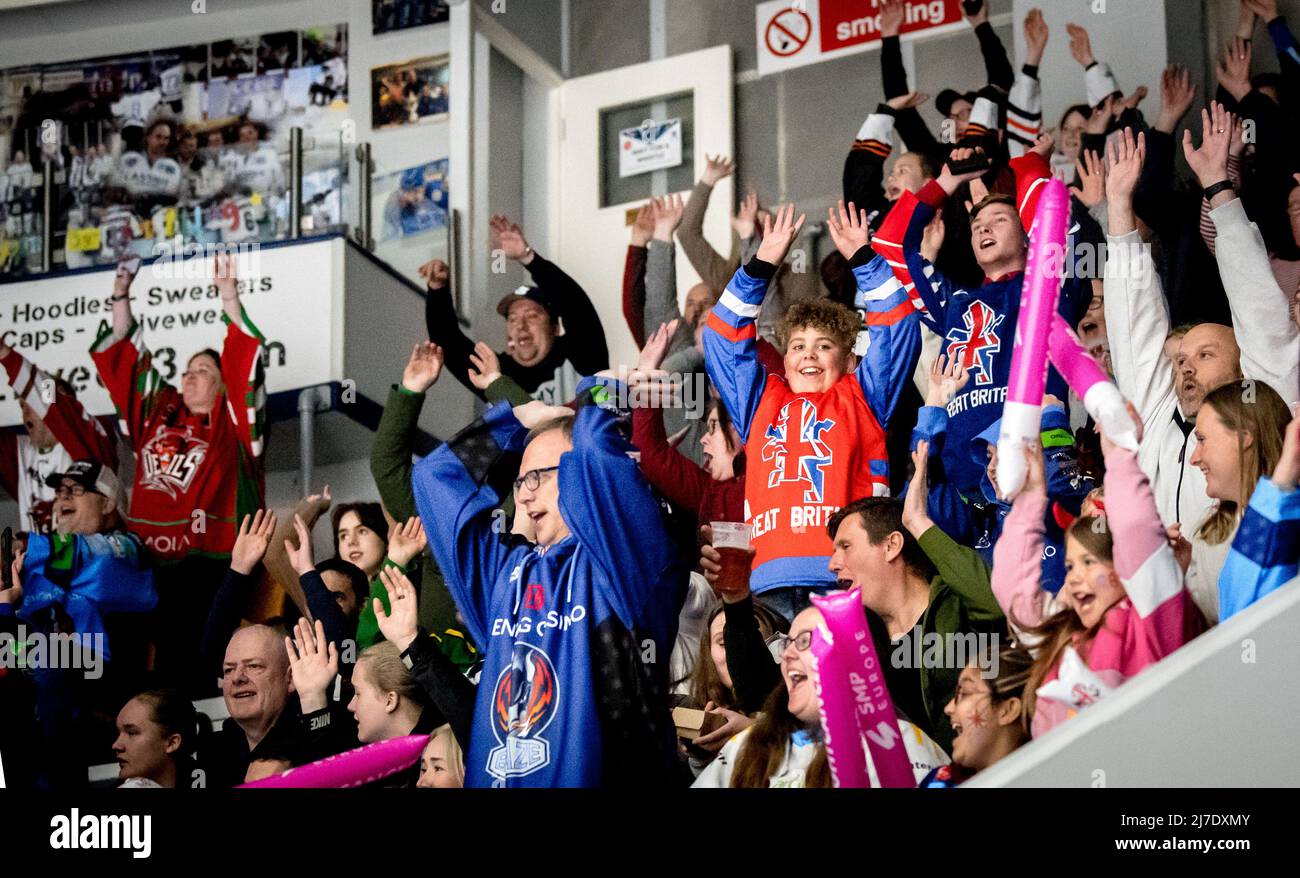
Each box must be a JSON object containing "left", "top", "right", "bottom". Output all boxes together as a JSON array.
[{"left": 18, "top": 532, "right": 158, "bottom": 661}]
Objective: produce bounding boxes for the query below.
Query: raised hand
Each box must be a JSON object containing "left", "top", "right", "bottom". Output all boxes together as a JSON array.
[
  {"left": 1165, "top": 523, "right": 1193, "bottom": 575},
  {"left": 937, "top": 147, "right": 988, "bottom": 194},
  {"left": 1023, "top": 8, "right": 1049, "bottom": 67},
  {"left": 1156, "top": 64, "right": 1196, "bottom": 134},
  {"left": 731, "top": 189, "right": 760, "bottom": 240},
  {"left": 1272, "top": 413, "right": 1300, "bottom": 491},
  {"left": 630, "top": 201, "right": 655, "bottom": 247},
  {"left": 401, "top": 341, "right": 444, "bottom": 393},
  {"left": 1105, "top": 129, "right": 1146, "bottom": 203},
  {"left": 387, "top": 516, "right": 428, "bottom": 568},
  {"left": 826, "top": 199, "right": 871, "bottom": 260},
  {"left": 1121, "top": 86, "right": 1149, "bottom": 112},
  {"left": 963, "top": 0, "right": 988, "bottom": 27},
  {"left": 374, "top": 566, "right": 420, "bottom": 653},
  {"left": 652, "top": 193, "right": 685, "bottom": 242},
  {"left": 417, "top": 257, "right": 450, "bottom": 290},
  {"left": 1243, "top": 0, "right": 1279, "bottom": 22},
  {"left": 231, "top": 509, "right": 278, "bottom": 575},
  {"left": 637, "top": 319, "right": 680, "bottom": 375},
  {"left": 512, "top": 399, "right": 575, "bottom": 431},
  {"left": 467, "top": 341, "right": 502, "bottom": 391},
  {"left": 213, "top": 250, "right": 240, "bottom": 301},
  {"left": 920, "top": 213, "right": 945, "bottom": 263},
  {"left": 300, "top": 484, "right": 332, "bottom": 520},
  {"left": 754, "top": 203, "right": 806, "bottom": 266},
  {"left": 285, "top": 617, "right": 338, "bottom": 713},
  {"left": 1021, "top": 441, "right": 1047, "bottom": 496},
  {"left": 1216, "top": 37, "right": 1253, "bottom": 102},
  {"left": 885, "top": 91, "right": 929, "bottom": 111},
  {"left": 113, "top": 254, "right": 140, "bottom": 296},
  {"left": 1086, "top": 95, "right": 1118, "bottom": 136},
  {"left": 700, "top": 154, "right": 735, "bottom": 187},
  {"left": 1066, "top": 23, "right": 1095, "bottom": 68},
  {"left": 879, "top": 0, "right": 906, "bottom": 38},
  {"left": 285, "top": 513, "right": 316, "bottom": 577},
  {"left": 1072, "top": 149, "right": 1106, "bottom": 208},
  {"left": 489, "top": 214, "right": 532, "bottom": 262},
  {"left": 1182, "top": 102, "right": 1235, "bottom": 189},
  {"left": 1031, "top": 129, "right": 1056, "bottom": 158},
  {"left": 902, "top": 440, "right": 936, "bottom": 538},
  {"left": 925, "top": 354, "right": 970, "bottom": 407}
]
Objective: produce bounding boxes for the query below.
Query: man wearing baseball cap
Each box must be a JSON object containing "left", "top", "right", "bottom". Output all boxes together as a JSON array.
[
  {"left": 4, "top": 459, "right": 156, "bottom": 787},
  {"left": 421, "top": 213, "right": 609, "bottom": 406}
]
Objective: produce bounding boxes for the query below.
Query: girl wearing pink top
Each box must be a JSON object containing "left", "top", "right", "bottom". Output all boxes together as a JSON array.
[{"left": 992, "top": 423, "right": 1205, "bottom": 738}]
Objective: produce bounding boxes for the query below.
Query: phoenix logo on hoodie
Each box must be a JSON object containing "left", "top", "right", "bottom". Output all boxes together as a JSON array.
[
  {"left": 945, "top": 300, "right": 1004, "bottom": 386},
  {"left": 762, "top": 399, "right": 835, "bottom": 503},
  {"left": 487, "top": 642, "right": 559, "bottom": 782}
]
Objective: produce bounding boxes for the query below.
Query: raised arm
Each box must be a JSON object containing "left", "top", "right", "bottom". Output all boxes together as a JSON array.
[
  {"left": 630, "top": 321, "right": 710, "bottom": 514},
  {"left": 645, "top": 194, "right": 694, "bottom": 353},
  {"left": 494, "top": 214, "right": 610, "bottom": 376},
  {"left": 677, "top": 156, "right": 742, "bottom": 293},
  {"left": 990, "top": 446, "right": 1050, "bottom": 633},
  {"left": 1104, "top": 128, "right": 1176, "bottom": 428},
  {"left": 1188, "top": 103, "right": 1300, "bottom": 407},
  {"left": 702, "top": 205, "right": 805, "bottom": 443},
  {"left": 0, "top": 342, "right": 116, "bottom": 469},
  {"left": 622, "top": 201, "right": 654, "bottom": 347},
  {"left": 213, "top": 252, "right": 267, "bottom": 467},
  {"left": 420, "top": 257, "right": 482, "bottom": 399},
  {"left": 411, "top": 399, "right": 536, "bottom": 646},
  {"left": 966, "top": 1, "right": 1014, "bottom": 92},
  {"left": 371, "top": 343, "right": 442, "bottom": 524}
]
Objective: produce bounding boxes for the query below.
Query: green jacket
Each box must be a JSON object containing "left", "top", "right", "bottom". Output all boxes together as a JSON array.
[{"left": 909, "top": 525, "right": 1006, "bottom": 754}]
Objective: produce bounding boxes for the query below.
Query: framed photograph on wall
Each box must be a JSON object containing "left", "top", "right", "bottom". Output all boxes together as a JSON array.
[
  {"left": 372, "top": 0, "right": 450, "bottom": 35},
  {"left": 370, "top": 55, "right": 449, "bottom": 129}
]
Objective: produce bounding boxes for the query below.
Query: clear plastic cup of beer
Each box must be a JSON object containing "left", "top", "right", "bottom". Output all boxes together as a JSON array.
[{"left": 710, "top": 521, "right": 752, "bottom": 596}]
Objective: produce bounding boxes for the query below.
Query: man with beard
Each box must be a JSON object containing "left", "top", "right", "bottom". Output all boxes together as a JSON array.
[
  {"left": 421, "top": 214, "right": 608, "bottom": 406},
  {"left": 1104, "top": 107, "right": 1299, "bottom": 624}
]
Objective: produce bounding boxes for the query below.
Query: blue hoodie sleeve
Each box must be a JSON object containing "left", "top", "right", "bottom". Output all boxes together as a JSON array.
[
  {"left": 703, "top": 259, "right": 775, "bottom": 445},
  {"left": 907, "top": 404, "right": 975, "bottom": 544},
  {"left": 412, "top": 401, "right": 530, "bottom": 647},
  {"left": 561, "top": 377, "right": 681, "bottom": 624},
  {"left": 1219, "top": 478, "right": 1300, "bottom": 621},
  {"left": 560, "top": 377, "right": 680, "bottom": 626},
  {"left": 851, "top": 249, "right": 922, "bottom": 429}
]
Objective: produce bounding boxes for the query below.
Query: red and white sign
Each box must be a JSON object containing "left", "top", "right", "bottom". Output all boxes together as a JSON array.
[{"left": 756, "top": 0, "right": 966, "bottom": 76}]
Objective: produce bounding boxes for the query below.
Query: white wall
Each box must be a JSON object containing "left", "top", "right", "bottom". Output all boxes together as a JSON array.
[
  {"left": 1011, "top": 0, "right": 1170, "bottom": 132},
  {"left": 969, "top": 579, "right": 1300, "bottom": 787}
]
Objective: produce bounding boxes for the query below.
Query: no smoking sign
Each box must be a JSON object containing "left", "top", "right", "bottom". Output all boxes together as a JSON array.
[{"left": 764, "top": 6, "right": 813, "bottom": 58}]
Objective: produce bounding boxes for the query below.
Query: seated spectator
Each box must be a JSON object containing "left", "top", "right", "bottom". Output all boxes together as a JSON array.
[
  {"left": 1, "top": 338, "right": 118, "bottom": 534},
  {"left": 112, "top": 689, "right": 199, "bottom": 789},
  {"left": 92, "top": 253, "right": 266, "bottom": 696},
  {"left": 691, "top": 604, "right": 948, "bottom": 788},
  {"left": 702, "top": 203, "right": 922, "bottom": 618},
  {"left": 412, "top": 383, "right": 686, "bottom": 787},
  {"left": 1219, "top": 410, "right": 1300, "bottom": 619},
  {"left": 416, "top": 724, "right": 465, "bottom": 789},
  {"left": 920, "top": 645, "right": 1033, "bottom": 787},
  {"left": 422, "top": 215, "right": 609, "bottom": 405},
  {"left": 993, "top": 419, "right": 1203, "bottom": 738}
]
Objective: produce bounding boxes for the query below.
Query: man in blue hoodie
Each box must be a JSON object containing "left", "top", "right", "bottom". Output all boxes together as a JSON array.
[{"left": 412, "top": 377, "right": 686, "bottom": 787}]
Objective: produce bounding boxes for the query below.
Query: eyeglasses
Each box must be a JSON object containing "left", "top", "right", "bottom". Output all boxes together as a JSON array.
[
  {"left": 768, "top": 629, "right": 813, "bottom": 657},
  {"left": 54, "top": 484, "right": 88, "bottom": 499},
  {"left": 513, "top": 466, "right": 559, "bottom": 494}
]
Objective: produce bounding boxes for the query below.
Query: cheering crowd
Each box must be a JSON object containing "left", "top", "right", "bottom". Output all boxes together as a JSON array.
[{"left": 2, "top": 0, "right": 1299, "bottom": 789}]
